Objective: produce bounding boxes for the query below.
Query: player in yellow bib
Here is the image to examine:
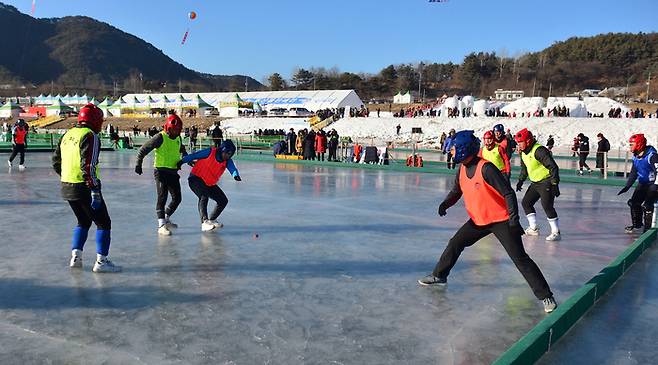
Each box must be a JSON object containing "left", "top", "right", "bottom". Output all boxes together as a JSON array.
[
  {"left": 135, "top": 114, "right": 187, "bottom": 236},
  {"left": 514, "top": 128, "right": 562, "bottom": 241},
  {"left": 52, "top": 104, "right": 121, "bottom": 273}
]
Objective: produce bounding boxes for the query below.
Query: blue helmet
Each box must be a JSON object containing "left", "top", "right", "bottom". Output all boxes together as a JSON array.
[
  {"left": 493, "top": 124, "right": 504, "bottom": 133},
  {"left": 451, "top": 130, "right": 480, "bottom": 164},
  {"left": 219, "top": 139, "right": 236, "bottom": 156}
]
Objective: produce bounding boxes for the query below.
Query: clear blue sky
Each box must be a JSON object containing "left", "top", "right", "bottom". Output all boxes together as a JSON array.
[{"left": 7, "top": 0, "right": 657, "bottom": 82}]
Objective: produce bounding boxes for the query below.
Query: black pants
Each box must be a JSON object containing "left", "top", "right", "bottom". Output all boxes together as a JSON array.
[
  {"left": 188, "top": 175, "right": 228, "bottom": 222},
  {"left": 629, "top": 183, "right": 657, "bottom": 228},
  {"left": 9, "top": 144, "right": 25, "bottom": 165},
  {"left": 432, "top": 219, "right": 553, "bottom": 300},
  {"left": 578, "top": 152, "right": 590, "bottom": 170},
  {"left": 328, "top": 146, "right": 338, "bottom": 161},
  {"left": 154, "top": 170, "right": 182, "bottom": 219},
  {"left": 68, "top": 195, "right": 111, "bottom": 230},
  {"left": 316, "top": 152, "right": 325, "bottom": 161},
  {"left": 446, "top": 152, "right": 455, "bottom": 169},
  {"left": 521, "top": 180, "right": 558, "bottom": 219},
  {"left": 213, "top": 139, "right": 221, "bottom": 148}
]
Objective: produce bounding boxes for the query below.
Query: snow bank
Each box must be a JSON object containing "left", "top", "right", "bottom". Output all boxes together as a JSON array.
[
  {"left": 473, "top": 100, "right": 489, "bottom": 117},
  {"left": 501, "top": 97, "right": 545, "bottom": 115},
  {"left": 223, "top": 116, "right": 658, "bottom": 149},
  {"left": 546, "top": 97, "right": 587, "bottom": 118},
  {"left": 584, "top": 97, "right": 630, "bottom": 116}
]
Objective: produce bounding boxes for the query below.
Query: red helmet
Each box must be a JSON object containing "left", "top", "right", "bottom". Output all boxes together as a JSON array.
[
  {"left": 629, "top": 134, "right": 646, "bottom": 153},
  {"left": 483, "top": 130, "right": 494, "bottom": 147},
  {"left": 164, "top": 114, "right": 183, "bottom": 135},
  {"left": 514, "top": 128, "right": 534, "bottom": 144},
  {"left": 78, "top": 103, "right": 104, "bottom": 133}
]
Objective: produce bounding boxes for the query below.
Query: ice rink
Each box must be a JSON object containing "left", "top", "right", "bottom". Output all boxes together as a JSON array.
[{"left": 0, "top": 151, "right": 644, "bottom": 364}]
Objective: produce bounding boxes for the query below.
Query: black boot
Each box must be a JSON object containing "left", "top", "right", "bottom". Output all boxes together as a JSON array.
[
  {"left": 625, "top": 205, "right": 644, "bottom": 233},
  {"left": 643, "top": 210, "right": 654, "bottom": 232}
]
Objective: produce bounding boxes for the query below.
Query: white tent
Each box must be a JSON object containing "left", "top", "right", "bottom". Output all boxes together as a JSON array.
[
  {"left": 45, "top": 98, "right": 72, "bottom": 116},
  {"left": 393, "top": 91, "right": 413, "bottom": 104},
  {"left": 121, "top": 90, "right": 364, "bottom": 115},
  {"left": 0, "top": 100, "right": 23, "bottom": 118},
  {"left": 98, "top": 98, "right": 114, "bottom": 117}
]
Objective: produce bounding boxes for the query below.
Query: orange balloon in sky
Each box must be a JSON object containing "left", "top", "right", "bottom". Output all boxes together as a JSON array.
[{"left": 188, "top": 11, "right": 197, "bottom": 20}]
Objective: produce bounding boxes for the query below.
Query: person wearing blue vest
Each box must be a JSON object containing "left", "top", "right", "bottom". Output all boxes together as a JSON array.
[
  {"left": 617, "top": 134, "right": 658, "bottom": 233},
  {"left": 134, "top": 114, "right": 188, "bottom": 236},
  {"left": 52, "top": 104, "right": 121, "bottom": 273},
  {"left": 178, "top": 140, "right": 242, "bottom": 232}
]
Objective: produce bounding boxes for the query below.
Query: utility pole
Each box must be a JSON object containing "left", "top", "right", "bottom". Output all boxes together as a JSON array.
[
  {"left": 532, "top": 79, "right": 536, "bottom": 97},
  {"left": 548, "top": 82, "right": 552, "bottom": 99},
  {"left": 178, "top": 79, "right": 181, "bottom": 93},
  {"left": 418, "top": 62, "right": 423, "bottom": 101},
  {"left": 647, "top": 72, "right": 652, "bottom": 102},
  {"left": 245, "top": 76, "right": 248, "bottom": 92}
]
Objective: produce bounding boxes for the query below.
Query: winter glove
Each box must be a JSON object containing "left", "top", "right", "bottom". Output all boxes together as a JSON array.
[
  {"left": 617, "top": 186, "right": 631, "bottom": 196},
  {"left": 437, "top": 202, "right": 448, "bottom": 217},
  {"left": 134, "top": 164, "right": 143, "bottom": 175},
  {"left": 176, "top": 160, "right": 184, "bottom": 170},
  {"left": 552, "top": 184, "right": 560, "bottom": 198},
  {"left": 516, "top": 181, "right": 524, "bottom": 192},
  {"left": 234, "top": 175, "right": 242, "bottom": 181},
  {"left": 90, "top": 189, "right": 102, "bottom": 210}
]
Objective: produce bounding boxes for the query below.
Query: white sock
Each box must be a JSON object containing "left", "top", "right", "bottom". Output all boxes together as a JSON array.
[
  {"left": 72, "top": 249, "right": 82, "bottom": 257},
  {"left": 158, "top": 218, "right": 166, "bottom": 227},
  {"left": 527, "top": 213, "right": 538, "bottom": 228},
  {"left": 96, "top": 254, "right": 106, "bottom": 262},
  {"left": 548, "top": 218, "right": 560, "bottom": 233}
]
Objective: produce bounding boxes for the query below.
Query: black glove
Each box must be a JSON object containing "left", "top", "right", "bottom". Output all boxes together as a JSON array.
[
  {"left": 617, "top": 186, "right": 631, "bottom": 196},
  {"left": 234, "top": 175, "right": 242, "bottom": 181},
  {"left": 437, "top": 202, "right": 448, "bottom": 216},
  {"left": 552, "top": 184, "right": 560, "bottom": 198},
  {"left": 516, "top": 181, "right": 524, "bottom": 192},
  {"left": 134, "top": 165, "right": 142, "bottom": 175},
  {"left": 176, "top": 160, "right": 184, "bottom": 170}
]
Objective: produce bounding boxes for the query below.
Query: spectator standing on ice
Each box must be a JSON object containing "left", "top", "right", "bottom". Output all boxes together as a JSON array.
[
  {"left": 596, "top": 133, "right": 610, "bottom": 175},
  {"left": 51, "top": 104, "right": 121, "bottom": 273},
  {"left": 576, "top": 133, "right": 592, "bottom": 175},
  {"left": 134, "top": 114, "right": 187, "bottom": 236},
  {"left": 8, "top": 119, "right": 28, "bottom": 170},
  {"left": 211, "top": 122, "right": 223, "bottom": 148},
  {"left": 286, "top": 128, "right": 297, "bottom": 155},
  {"left": 418, "top": 130, "right": 557, "bottom": 313},
  {"left": 617, "top": 134, "right": 658, "bottom": 233},
  {"left": 396, "top": 124, "right": 401, "bottom": 136},
  {"left": 515, "top": 128, "right": 562, "bottom": 241},
  {"left": 443, "top": 129, "right": 456, "bottom": 169},
  {"left": 315, "top": 129, "right": 328, "bottom": 161},
  {"left": 327, "top": 129, "right": 339, "bottom": 162},
  {"left": 546, "top": 135, "right": 555, "bottom": 152}
]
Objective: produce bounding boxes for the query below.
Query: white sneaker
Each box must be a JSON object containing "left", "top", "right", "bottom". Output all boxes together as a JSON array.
[
  {"left": 525, "top": 226, "right": 540, "bottom": 236},
  {"left": 93, "top": 258, "right": 122, "bottom": 273},
  {"left": 543, "top": 296, "right": 558, "bottom": 313},
  {"left": 201, "top": 220, "right": 217, "bottom": 232},
  {"left": 18, "top": 165, "right": 25, "bottom": 171},
  {"left": 209, "top": 220, "right": 223, "bottom": 229},
  {"left": 158, "top": 224, "right": 172, "bottom": 236},
  {"left": 546, "top": 231, "right": 561, "bottom": 241},
  {"left": 70, "top": 250, "right": 83, "bottom": 268}
]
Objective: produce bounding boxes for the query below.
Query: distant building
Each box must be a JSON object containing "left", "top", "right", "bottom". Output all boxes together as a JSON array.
[
  {"left": 494, "top": 89, "right": 524, "bottom": 101},
  {"left": 567, "top": 89, "right": 602, "bottom": 97}
]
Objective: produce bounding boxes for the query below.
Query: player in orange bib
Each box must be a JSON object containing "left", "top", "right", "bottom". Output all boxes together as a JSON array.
[
  {"left": 178, "top": 140, "right": 242, "bottom": 232},
  {"left": 418, "top": 130, "right": 557, "bottom": 313}
]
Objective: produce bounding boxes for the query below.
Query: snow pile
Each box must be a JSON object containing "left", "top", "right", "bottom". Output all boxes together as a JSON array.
[
  {"left": 223, "top": 116, "right": 658, "bottom": 149},
  {"left": 472, "top": 100, "right": 489, "bottom": 116},
  {"left": 501, "top": 97, "right": 545, "bottom": 115},
  {"left": 584, "top": 97, "right": 630, "bottom": 116},
  {"left": 546, "top": 97, "right": 587, "bottom": 118},
  {"left": 461, "top": 95, "right": 475, "bottom": 108}
]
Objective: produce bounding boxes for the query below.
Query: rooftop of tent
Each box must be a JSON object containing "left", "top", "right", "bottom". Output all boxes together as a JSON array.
[{"left": 121, "top": 90, "right": 365, "bottom": 111}]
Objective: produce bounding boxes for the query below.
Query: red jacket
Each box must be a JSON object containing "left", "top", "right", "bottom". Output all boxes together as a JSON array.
[{"left": 315, "top": 134, "right": 327, "bottom": 153}]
